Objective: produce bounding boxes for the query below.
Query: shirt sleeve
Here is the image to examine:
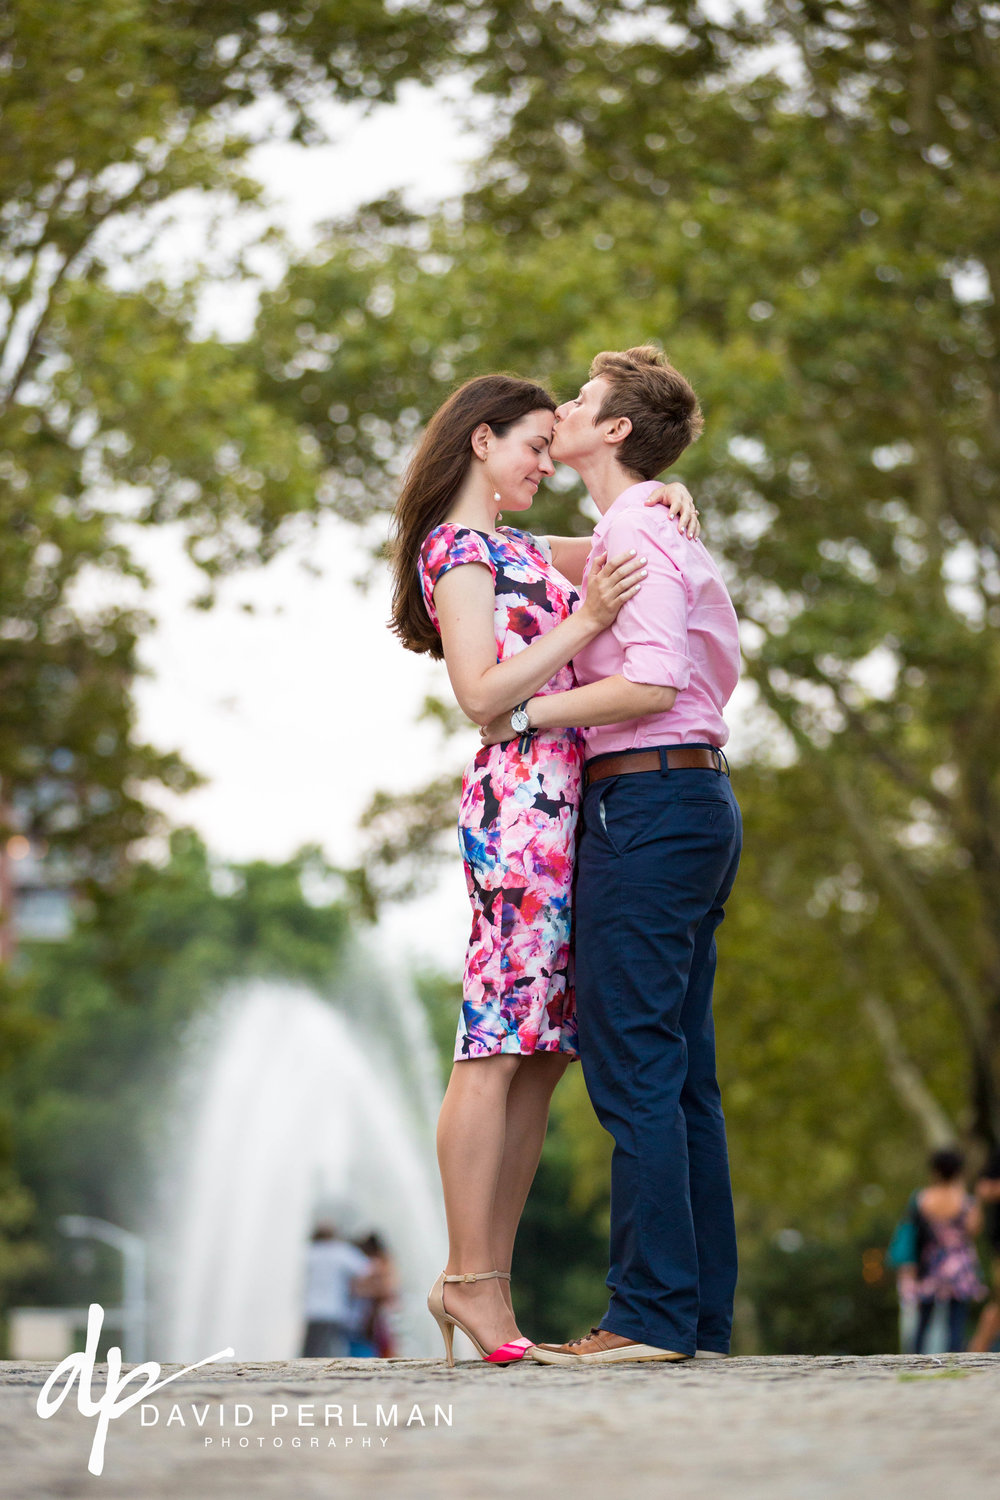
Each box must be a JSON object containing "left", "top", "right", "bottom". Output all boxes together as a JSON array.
[
  {"left": 603, "top": 510, "right": 691, "bottom": 690},
  {"left": 418, "top": 526, "right": 496, "bottom": 630}
]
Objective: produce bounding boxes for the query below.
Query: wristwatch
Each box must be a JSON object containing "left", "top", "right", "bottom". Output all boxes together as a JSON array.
[{"left": 510, "top": 701, "right": 536, "bottom": 754}]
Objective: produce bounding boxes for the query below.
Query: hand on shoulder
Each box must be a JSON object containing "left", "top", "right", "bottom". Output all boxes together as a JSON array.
[{"left": 642, "top": 481, "right": 700, "bottom": 540}]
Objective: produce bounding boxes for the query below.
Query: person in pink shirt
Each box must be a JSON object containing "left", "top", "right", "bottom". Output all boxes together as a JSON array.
[
  {"left": 389, "top": 371, "right": 700, "bottom": 1367},
  {"left": 482, "top": 346, "right": 742, "bottom": 1366}
]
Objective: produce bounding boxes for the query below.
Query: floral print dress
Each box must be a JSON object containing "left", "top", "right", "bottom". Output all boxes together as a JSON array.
[
  {"left": 915, "top": 1195, "right": 988, "bottom": 1303},
  {"left": 419, "top": 524, "right": 583, "bottom": 1060}
]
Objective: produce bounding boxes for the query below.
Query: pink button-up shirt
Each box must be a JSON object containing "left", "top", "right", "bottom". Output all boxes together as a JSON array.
[{"left": 572, "top": 480, "right": 740, "bottom": 756}]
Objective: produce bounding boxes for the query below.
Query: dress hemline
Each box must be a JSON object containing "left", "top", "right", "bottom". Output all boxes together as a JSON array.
[{"left": 454, "top": 1041, "right": 580, "bottom": 1063}]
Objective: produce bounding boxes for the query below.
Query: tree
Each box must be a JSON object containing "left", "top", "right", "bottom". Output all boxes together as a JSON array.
[
  {"left": 0, "top": 0, "right": 471, "bottom": 1284},
  {"left": 2, "top": 0, "right": 699, "bottom": 1320},
  {"left": 0, "top": 0, "right": 465, "bottom": 886},
  {"left": 254, "top": 0, "right": 1000, "bottom": 1159},
  {"left": 6, "top": 0, "right": 998, "bottom": 1348}
]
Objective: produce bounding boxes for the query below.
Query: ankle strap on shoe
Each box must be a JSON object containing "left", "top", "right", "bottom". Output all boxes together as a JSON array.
[{"left": 442, "top": 1270, "right": 511, "bottom": 1283}]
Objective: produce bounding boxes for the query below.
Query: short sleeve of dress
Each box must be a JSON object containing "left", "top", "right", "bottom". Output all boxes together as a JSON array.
[{"left": 418, "top": 525, "right": 496, "bottom": 634}]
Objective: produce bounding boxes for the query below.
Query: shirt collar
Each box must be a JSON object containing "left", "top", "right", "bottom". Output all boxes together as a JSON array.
[{"left": 594, "top": 479, "right": 662, "bottom": 529}]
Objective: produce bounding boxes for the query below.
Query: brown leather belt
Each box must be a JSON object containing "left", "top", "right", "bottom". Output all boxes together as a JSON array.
[{"left": 585, "top": 746, "right": 722, "bottom": 787}]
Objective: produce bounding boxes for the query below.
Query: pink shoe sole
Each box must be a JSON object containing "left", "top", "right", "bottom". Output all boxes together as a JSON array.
[
  {"left": 427, "top": 1272, "right": 533, "bottom": 1367},
  {"left": 483, "top": 1338, "right": 534, "bottom": 1364}
]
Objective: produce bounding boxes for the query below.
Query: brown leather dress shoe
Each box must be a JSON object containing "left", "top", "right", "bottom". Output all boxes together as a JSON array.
[{"left": 529, "top": 1328, "right": 690, "bottom": 1365}]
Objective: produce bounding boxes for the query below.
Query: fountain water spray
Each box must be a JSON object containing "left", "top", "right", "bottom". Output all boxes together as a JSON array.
[{"left": 155, "top": 975, "right": 446, "bottom": 1360}]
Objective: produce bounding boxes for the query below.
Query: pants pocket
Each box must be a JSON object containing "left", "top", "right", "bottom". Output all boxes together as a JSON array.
[{"left": 595, "top": 781, "right": 626, "bottom": 856}]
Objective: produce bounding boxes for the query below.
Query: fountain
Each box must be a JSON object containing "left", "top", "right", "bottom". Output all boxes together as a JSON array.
[{"left": 152, "top": 970, "right": 447, "bottom": 1361}]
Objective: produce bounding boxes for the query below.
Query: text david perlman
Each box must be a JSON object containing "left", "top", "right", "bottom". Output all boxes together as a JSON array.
[{"left": 141, "top": 1400, "right": 454, "bottom": 1447}]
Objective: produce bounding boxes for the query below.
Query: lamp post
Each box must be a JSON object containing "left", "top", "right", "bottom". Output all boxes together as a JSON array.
[{"left": 57, "top": 1215, "right": 147, "bottom": 1363}]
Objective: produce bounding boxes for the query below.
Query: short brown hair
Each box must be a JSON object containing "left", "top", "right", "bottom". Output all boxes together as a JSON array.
[{"left": 590, "top": 345, "right": 703, "bottom": 478}]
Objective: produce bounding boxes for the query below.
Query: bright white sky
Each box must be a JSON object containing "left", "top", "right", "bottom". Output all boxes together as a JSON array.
[{"left": 125, "top": 81, "right": 755, "bottom": 972}]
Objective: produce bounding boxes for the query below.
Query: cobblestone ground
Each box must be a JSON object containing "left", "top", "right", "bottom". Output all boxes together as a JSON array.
[{"left": 3, "top": 1352, "right": 998, "bottom": 1500}]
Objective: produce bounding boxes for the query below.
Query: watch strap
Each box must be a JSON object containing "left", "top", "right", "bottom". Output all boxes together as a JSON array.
[{"left": 512, "top": 700, "right": 535, "bottom": 755}]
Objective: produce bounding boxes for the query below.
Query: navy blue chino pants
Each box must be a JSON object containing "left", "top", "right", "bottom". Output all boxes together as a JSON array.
[{"left": 574, "top": 757, "right": 742, "bottom": 1356}]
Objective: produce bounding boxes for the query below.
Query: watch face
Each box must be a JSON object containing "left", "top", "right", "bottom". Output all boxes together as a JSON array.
[{"left": 511, "top": 709, "right": 530, "bottom": 733}]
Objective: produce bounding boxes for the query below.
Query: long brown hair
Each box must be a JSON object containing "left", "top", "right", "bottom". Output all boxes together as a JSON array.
[{"left": 388, "top": 375, "right": 556, "bottom": 658}]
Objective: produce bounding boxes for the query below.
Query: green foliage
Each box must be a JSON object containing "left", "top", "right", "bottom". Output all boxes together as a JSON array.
[
  {"left": 0, "top": 0, "right": 486, "bottom": 893},
  {"left": 532, "top": 764, "right": 966, "bottom": 1348},
  {"left": 5, "top": 0, "right": 1000, "bottom": 1352},
  {"left": 0, "top": 966, "right": 60, "bottom": 1304},
  {"left": 266, "top": 2, "right": 1000, "bottom": 1157},
  {"left": 0, "top": 1, "right": 473, "bottom": 1298},
  {"left": 715, "top": 765, "right": 967, "bottom": 1238},
  {"left": 740, "top": 1224, "right": 900, "bottom": 1357},
  {"left": 247, "top": 1, "right": 1000, "bottom": 1347},
  {"left": 414, "top": 967, "right": 464, "bottom": 1072},
  {"left": 1, "top": 830, "right": 356, "bottom": 1317},
  {"left": 361, "top": 773, "right": 463, "bottom": 903},
  {"left": 511, "top": 1098, "right": 613, "bottom": 1344}
]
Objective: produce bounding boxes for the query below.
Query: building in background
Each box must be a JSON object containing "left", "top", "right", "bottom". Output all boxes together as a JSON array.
[{"left": 0, "top": 795, "right": 74, "bottom": 961}]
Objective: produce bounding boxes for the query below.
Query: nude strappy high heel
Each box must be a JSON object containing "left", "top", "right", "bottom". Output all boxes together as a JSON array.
[{"left": 427, "top": 1270, "right": 534, "bottom": 1367}]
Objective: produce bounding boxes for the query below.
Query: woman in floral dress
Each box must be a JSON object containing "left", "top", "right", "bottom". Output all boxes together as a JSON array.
[
  {"left": 900, "top": 1147, "right": 986, "bottom": 1352},
  {"left": 389, "top": 373, "right": 698, "bottom": 1364}
]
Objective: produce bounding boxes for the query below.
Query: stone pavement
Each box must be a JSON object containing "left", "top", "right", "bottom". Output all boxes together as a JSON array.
[{"left": 2, "top": 1351, "right": 998, "bottom": 1500}]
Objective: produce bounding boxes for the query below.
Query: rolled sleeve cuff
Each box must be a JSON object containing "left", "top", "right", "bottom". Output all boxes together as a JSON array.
[{"left": 622, "top": 646, "right": 691, "bottom": 691}]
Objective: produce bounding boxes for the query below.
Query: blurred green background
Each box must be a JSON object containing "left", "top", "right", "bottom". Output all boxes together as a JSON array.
[{"left": 1, "top": 0, "right": 998, "bottom": 1354}]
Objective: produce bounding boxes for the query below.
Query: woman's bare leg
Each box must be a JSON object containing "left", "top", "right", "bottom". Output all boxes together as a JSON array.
[
  {"left": 490, "top": 1052, "right": 574, "bottom": 1313},
  {"left": 435, "top": 1053, "right": 523, "bottom": 1351}
]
